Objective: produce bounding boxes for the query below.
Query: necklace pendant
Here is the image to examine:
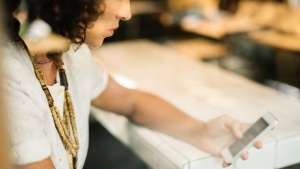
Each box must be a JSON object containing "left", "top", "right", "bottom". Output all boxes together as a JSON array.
[
  {"left": 68, "top": 152, "right": 78, "bottom": 169},
  {"left": 59, "top": 69, "right": 69, "bottom": 89},
  {"left": 68, "top": 153, "right": 74, "bottom": 169},
  {"left": 73, "top": 155, "right": 78, "bottom": 169}
]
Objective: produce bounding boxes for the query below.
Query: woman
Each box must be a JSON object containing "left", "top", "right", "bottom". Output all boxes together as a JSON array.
[{"left": 3, "top": 0, "right": 261, "bottom": 169}]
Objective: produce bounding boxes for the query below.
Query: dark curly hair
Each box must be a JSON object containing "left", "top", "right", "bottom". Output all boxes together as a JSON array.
[
  {"left": 4, "top": 0, "right": 22, "bottom": 41},
  {"left": 5, "top": 0, "right": 104, "bottom": 46},
  {"left": 26, "top": 0, "right": 104, "bottom": 45}
]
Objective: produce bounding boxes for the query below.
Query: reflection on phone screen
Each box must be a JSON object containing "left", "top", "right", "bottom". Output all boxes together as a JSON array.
[{"left": 229, "top": 118, "right": 268, "bottom": 156}]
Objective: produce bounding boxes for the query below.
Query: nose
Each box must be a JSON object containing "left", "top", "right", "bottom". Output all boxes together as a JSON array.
[{"left": 117, "top": 1, "right": 132, "bottom": 21}]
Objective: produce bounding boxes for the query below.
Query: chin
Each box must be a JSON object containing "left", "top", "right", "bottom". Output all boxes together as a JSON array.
[{"left": 86, "top": 40, "right": 104, "bottom": 49}]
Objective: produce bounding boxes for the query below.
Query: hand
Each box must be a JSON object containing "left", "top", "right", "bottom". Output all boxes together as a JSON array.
[{"left": 199, "top": 115, "right": 262, "bottom": 167}]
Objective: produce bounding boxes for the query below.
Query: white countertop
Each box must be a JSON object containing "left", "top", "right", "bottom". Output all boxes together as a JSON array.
[{"left": 90, "top": 39, "right": 300, "bottom": 169}]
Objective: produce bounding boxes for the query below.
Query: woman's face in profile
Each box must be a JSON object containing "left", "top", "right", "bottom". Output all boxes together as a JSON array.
[{"left": 85, "top": 0, "right": 132, "bottom": 48}]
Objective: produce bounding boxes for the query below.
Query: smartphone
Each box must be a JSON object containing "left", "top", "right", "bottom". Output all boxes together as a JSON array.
[{"left": 221, "top": 112, "right": 278, "bottom": 164}]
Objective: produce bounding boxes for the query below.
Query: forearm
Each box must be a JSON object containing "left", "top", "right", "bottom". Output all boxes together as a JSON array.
[
  {"left": 92, "top": 77, "right": 206, "bottom": 151},
  {"left": 129, "top": 91, "right": 206, "bottom": 147}
]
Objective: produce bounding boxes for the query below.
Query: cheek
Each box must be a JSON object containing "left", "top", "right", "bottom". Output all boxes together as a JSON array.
[
  {"left": 85, "top": 26, "right": 105, "bottom": 46},
  {"left": 86, "top": 25, "right": 102, "bottom": 39}
]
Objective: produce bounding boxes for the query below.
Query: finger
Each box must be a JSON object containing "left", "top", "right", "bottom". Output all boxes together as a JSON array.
[
  {"left": 254, "top": 141, "right": 263, "bottom": 149},
  {"left": 241, "top": 152, "right": 248, "bottom": 160},
  {"left": 233, "top": 122, "right": 252, "bottom": 138},
  {"left": 230, "top": 121, "right": 243, "bottom": 138},
  {"left": 241, "top": 123, "right": 251, "bottom": 132},
  {"left": 222, "top": 161, "right": 230, "bottom": 168}
]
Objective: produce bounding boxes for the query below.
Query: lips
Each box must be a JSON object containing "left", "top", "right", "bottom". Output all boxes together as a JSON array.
[
  {"left": 108, "top": 26, "right": 118, "bottom": 37},
  {"left": 107, "top": 30, "right": 114, "bottom": 37}
]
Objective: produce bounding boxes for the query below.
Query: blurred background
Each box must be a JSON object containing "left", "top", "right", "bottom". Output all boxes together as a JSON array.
[
  {"left": 0, "top": 0, "right": 12, "bottom": 169},
  {"left": 103, "top": 0, "right": 300, "bottom": 101}
]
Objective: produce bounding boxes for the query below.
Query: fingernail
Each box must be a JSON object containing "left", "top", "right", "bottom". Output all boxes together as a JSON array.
[{"left": 237, "top": 130, "right": 243, "bottom": 138}]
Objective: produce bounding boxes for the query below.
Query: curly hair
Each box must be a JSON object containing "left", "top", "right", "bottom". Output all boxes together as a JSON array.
[
  {"left": 26, "top": 0, "right": 104, "bottom": 46},
  {"left": 4, "top": 0, "right": 22, "bottom": 41},
  {"left": 4, "top": 0, "right": 104, "bottom": 45}
]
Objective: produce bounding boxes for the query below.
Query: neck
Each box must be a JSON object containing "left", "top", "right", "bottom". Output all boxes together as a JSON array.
[{"left": 36, "top": 54, "right": 58, "bottom": 86}]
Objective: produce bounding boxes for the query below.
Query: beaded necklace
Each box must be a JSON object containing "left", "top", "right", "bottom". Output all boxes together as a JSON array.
[{"left": 27, "top": 51, "right": 79, "bottom": 169}]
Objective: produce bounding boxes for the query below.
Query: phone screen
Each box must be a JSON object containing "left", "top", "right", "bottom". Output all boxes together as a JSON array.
[{"left": 228, "top": 118, "right": 269, "bottom": 156}]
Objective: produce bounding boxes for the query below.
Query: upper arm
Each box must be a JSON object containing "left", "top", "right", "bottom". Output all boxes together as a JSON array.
[
  {"left": 16, "top": 157, "right": 55, "bottom": 169},
  {"left": 91, "top": 76, "right": 138, "bottom": 117}
]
